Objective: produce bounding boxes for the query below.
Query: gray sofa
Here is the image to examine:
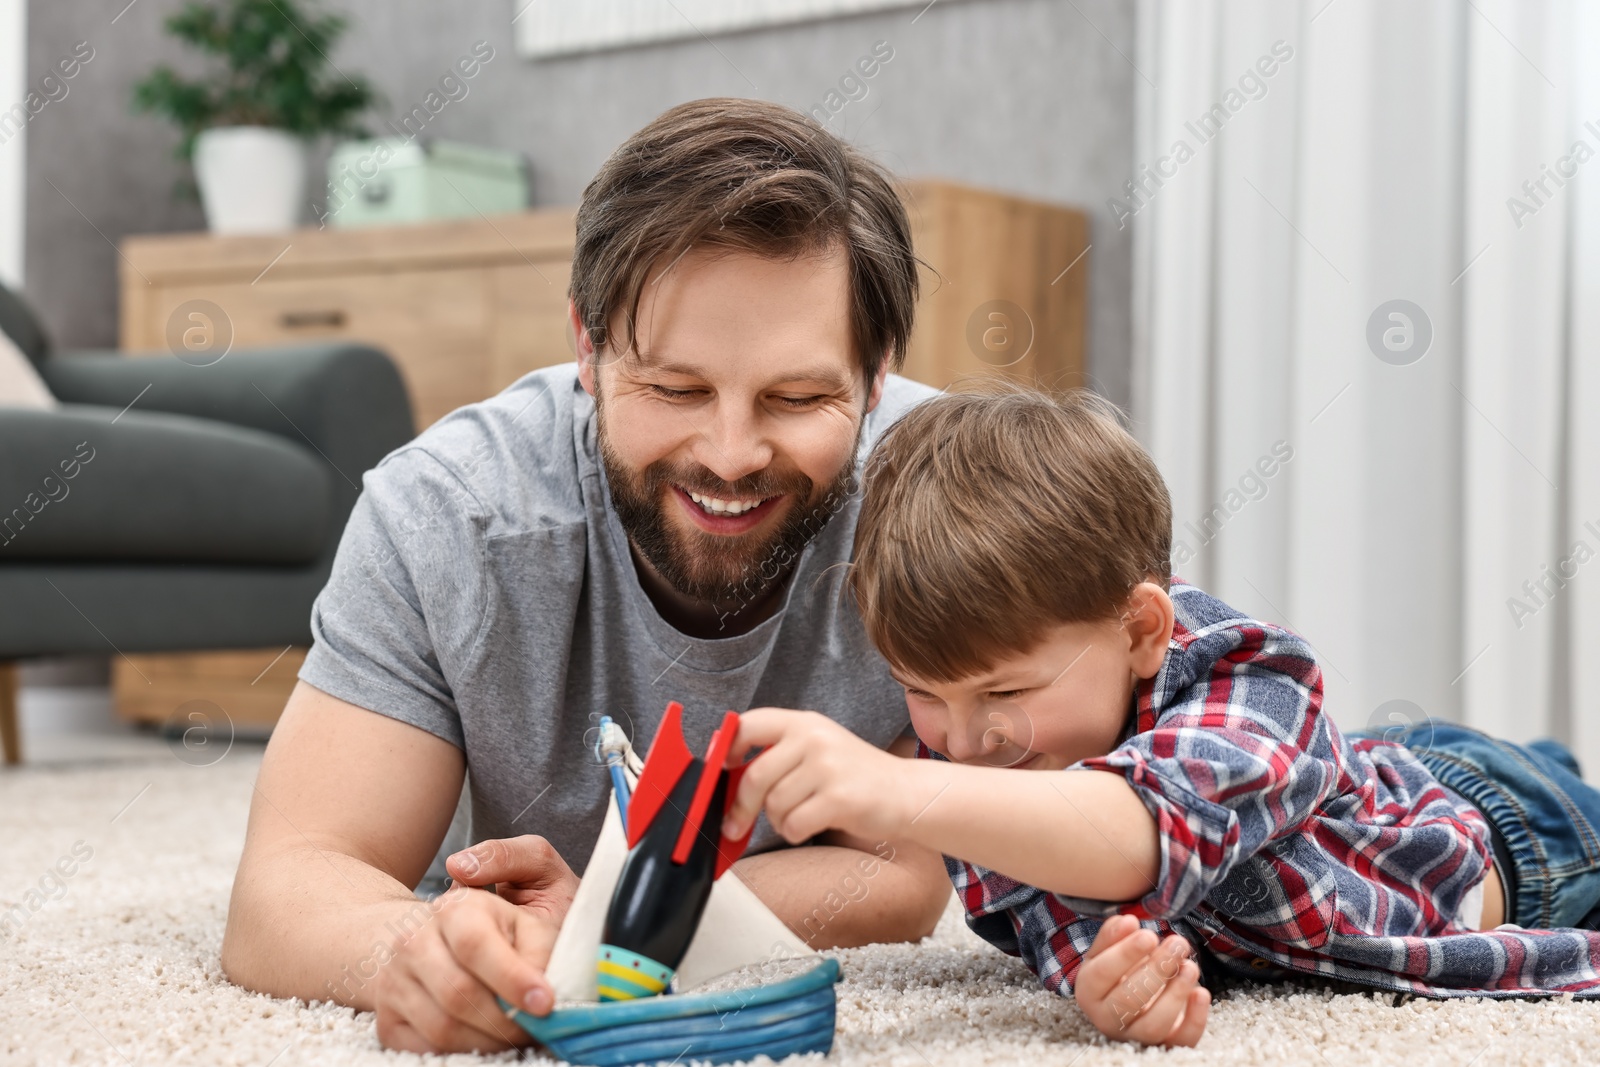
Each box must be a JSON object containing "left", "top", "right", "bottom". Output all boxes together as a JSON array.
[{"left": 0, "top": 282, "right": 413, "bottom": 763}]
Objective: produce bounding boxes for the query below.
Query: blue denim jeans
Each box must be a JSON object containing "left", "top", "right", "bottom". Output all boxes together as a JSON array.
[{"left": 1346, "top": 720, "right": 1600, "bottom": 930}]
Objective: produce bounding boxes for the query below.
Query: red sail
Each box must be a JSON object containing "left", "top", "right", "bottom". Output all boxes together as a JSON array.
[{"left": 626, "top": 701, "right": 694, "bottom": 849}]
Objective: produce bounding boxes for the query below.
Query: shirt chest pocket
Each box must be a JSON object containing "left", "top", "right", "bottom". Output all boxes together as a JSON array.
[{"left": 1204, "top": 856, "right": 1338, "bottom": 950}]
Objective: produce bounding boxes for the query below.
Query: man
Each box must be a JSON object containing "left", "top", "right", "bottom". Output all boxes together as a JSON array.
[{"left": 220, "top": 98, "right": 951, "bottom": 1054}]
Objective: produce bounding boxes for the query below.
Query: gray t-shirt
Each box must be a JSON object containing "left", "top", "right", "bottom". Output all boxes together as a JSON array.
[{"left": 299, "top": 363, "right": 936, "bottom": 871}]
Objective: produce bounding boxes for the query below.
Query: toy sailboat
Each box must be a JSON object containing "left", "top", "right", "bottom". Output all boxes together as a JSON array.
[{"left": 504, "top": 704, "right": 841, "bottom": 1066}]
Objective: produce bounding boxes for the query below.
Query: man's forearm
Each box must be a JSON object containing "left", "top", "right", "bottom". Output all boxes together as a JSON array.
[
  {"left": 731, "top": 833, "right": 950, "bottom": 949},
  {"left": 223, "top": 685, "right": 478, "bottom": 1011},
  {"left": 222, "top": 840, "right": 435, "bottom": 1010}
]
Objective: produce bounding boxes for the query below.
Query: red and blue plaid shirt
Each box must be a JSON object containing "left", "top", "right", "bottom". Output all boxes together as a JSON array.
[{"left": 922, "top": 579, "right": 1600, "bottom": 999}]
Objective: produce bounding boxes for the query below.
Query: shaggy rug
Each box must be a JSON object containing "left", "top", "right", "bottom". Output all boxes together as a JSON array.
[{"left": 4, "top": 750, "right": 1599, "bottom": 1067}]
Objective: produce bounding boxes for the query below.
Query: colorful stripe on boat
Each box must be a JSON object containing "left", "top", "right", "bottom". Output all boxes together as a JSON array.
[{"left": 596, "top": 944, "right": 672, "bottom": 1001}]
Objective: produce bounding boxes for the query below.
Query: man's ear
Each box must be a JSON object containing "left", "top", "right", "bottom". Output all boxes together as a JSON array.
[
  {"left": 864, "top": 352, "right": 891, "bottom": 413},
  {"left": 571, "top": 299, "right": 599, "bottom": 397},
  {"left": 1122, "top": 582, "right": 1175, "bottom": 680}
]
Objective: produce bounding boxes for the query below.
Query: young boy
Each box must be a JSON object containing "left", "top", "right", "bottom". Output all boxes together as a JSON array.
[{"left": 720, "top": 386, "right": 1600, "bottom": 1047}]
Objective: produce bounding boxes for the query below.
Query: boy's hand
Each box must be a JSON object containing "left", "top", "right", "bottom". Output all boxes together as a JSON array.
[
  {"left": 722, "top": 708, "right": 908, "bottom": 844},
  {"left": 1074, "top": 914, "right": 1210, "bottom": 1047}
]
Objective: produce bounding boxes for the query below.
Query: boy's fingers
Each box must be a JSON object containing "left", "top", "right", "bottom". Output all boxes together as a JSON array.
[
  {"left": 763, "top": 764, "right": 822, "bottom": 823},
  {"left": 723, "top": 739, "right": 808, "bottom": 839},
  {"left": 1076, "top": 925, "right": 1160, "bottom": 1002},
  {"left": 1100, "top": 935, "right": 1188, "bottom": 1029},
  {"left": 1082, "top": 915, "right": 1139, "bottom": 960},
  {"left": 1121, "top": 957, "right": 1199, "bottom": 1043},
  {"left": 724, "top": 708, "right": 795, "bottom": 765},
  {"left": 1165, "top": 985, "right": 1211, "bottom": 1048},
  {"left": 770, "top": 791, "right": 830, "bottom": 844}
]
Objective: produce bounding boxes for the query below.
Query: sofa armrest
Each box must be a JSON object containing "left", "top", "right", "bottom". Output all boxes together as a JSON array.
[{"left": 39, "top": 345, "right": 414, "bottom": 499}]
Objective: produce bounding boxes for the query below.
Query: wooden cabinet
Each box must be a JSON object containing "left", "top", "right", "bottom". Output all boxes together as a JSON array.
[
  {"left": 898, "top": 180, "right": 1089, "bottom": 391},
  {"left": 120, "top": 181, "right": 1087, "bottom": 428},
  {"left": 113, "top": 647, "right": 307, "bottom": 731},
  {"left": 121, "top": 210, "right": 578, "bottom": 429},
  {"left": 112, "top": 181, "right": 1088, "bottom": 724}
]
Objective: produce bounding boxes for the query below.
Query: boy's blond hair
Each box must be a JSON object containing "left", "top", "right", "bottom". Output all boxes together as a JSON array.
[{"left": 849, "top": 384, "right": 1173, "bottom": 683}]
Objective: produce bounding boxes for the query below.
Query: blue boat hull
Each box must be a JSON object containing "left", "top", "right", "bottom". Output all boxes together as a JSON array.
[{"left": 504, "top": 958, "right": 840, "bottom": 1066}]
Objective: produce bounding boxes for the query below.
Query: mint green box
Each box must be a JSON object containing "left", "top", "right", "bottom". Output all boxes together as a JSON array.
[{"left": 325, "top": 139, "right": 528, "bottom": 229}]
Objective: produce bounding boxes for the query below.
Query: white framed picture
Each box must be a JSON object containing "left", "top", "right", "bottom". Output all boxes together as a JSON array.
[{"left": 513, "top": 0, "right": 935, "bottom": 58}]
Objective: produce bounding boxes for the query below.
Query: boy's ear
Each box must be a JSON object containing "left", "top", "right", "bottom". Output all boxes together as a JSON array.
[{"left": 1122, "top": 583, "right": 1175, "bottom": 680}]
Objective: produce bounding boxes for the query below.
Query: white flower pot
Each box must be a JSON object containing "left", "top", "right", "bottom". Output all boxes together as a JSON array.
[{"left": 193, "top": 126, "right": 307, "bottom": 234}]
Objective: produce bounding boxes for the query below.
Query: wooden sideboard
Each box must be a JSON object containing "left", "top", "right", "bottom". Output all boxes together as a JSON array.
[
  {"left": 112, "top": 180, "right": 1089, "bottom": 724},
  {"left": 120, "top": 208, "right": 579, "bottom": 429},
  {"left": 119, "top": 180, "right": 1088, "bottom": 425}
]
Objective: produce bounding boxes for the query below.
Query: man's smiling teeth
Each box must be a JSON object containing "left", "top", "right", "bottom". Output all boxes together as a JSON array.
[{"left": 686, "top": 489, "right": 766, "bottom": 515}]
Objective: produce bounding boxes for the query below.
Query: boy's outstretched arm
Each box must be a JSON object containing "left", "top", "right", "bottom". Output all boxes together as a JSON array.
[
  {"left": 730, "top": 731, "right": 953, "bottom": 949},
  {"left": 723, "top": 709, "right": 1161, "bottom": 903}
]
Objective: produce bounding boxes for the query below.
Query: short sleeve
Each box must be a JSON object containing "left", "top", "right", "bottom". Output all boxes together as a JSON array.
[
  {"left": 1058, "top": 624, "right": 1337, "bottom": 921},
  {"left": 298, "top": 447, "right": 490, "bottom": 749}
]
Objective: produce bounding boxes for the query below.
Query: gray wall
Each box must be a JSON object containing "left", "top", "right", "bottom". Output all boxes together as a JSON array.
[{"left": 25, "top": 0, "right": 1135, "bottom": 405}]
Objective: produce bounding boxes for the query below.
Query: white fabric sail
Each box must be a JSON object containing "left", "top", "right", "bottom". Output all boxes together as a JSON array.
[{"left": 546, "top": 778, "right": 815, "bottom": 1003}]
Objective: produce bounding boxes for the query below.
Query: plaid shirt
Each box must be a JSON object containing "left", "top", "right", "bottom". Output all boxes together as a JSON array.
[{"left": 924, "top": 579, "right": 1600, "bottom": 1000}]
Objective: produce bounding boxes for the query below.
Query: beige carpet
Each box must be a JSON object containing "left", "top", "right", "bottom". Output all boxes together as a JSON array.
[{"left": 5, "top": 752, "right": 1600, "bottom": 1067}]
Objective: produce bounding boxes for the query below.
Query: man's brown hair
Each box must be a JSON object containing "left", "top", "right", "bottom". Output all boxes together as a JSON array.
[
  {"left": 849, "top": 385, "right": 1173, "bottom": 683},
  {"left": 570, "top": 98, "right": 918, "bottom": 384}
]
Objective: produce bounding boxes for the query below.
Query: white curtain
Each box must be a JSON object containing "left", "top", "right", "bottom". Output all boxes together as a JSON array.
[
  {"left": 1130, "top": 0, "right": 1600, "bottom": 769},
  {"left": 0, "top": 0, "right": 25, "bottom": 288}
]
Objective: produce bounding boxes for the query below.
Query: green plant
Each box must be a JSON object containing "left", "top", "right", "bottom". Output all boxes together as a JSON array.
[{"left": 132, "top": 0, "right": 377, "bottom": 158}]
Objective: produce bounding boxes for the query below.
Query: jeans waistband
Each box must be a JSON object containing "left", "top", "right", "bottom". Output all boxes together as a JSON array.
[
  {"left": 1365, "top": 720, "right": 1600, "bottom": 930},
  {"left": 1483, "top": 811, "right": 1519, "bottom": 926}
]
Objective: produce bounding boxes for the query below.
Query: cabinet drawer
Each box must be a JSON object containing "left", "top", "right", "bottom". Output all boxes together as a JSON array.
[{"left": 137, "top": 268, "right": 495, "bottom": 428}]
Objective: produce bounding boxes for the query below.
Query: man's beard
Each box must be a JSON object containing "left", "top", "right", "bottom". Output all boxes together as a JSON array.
[{"left": 596, "top": 401, "right": 861, "bottom": 613}]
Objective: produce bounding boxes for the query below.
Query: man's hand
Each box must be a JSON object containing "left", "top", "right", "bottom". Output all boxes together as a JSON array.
[
  {"left": 722, "top": 708, "right": 908, "bottom": 844},
  {"left": 372, "top": 835, "right": 579, "bottom": 1054},
  {"left": 1074, "top": 914, "right": 1209, "bottom": 1047},
  {"left": 445, "top": 834, "right": 581, "bottom": 935}
]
